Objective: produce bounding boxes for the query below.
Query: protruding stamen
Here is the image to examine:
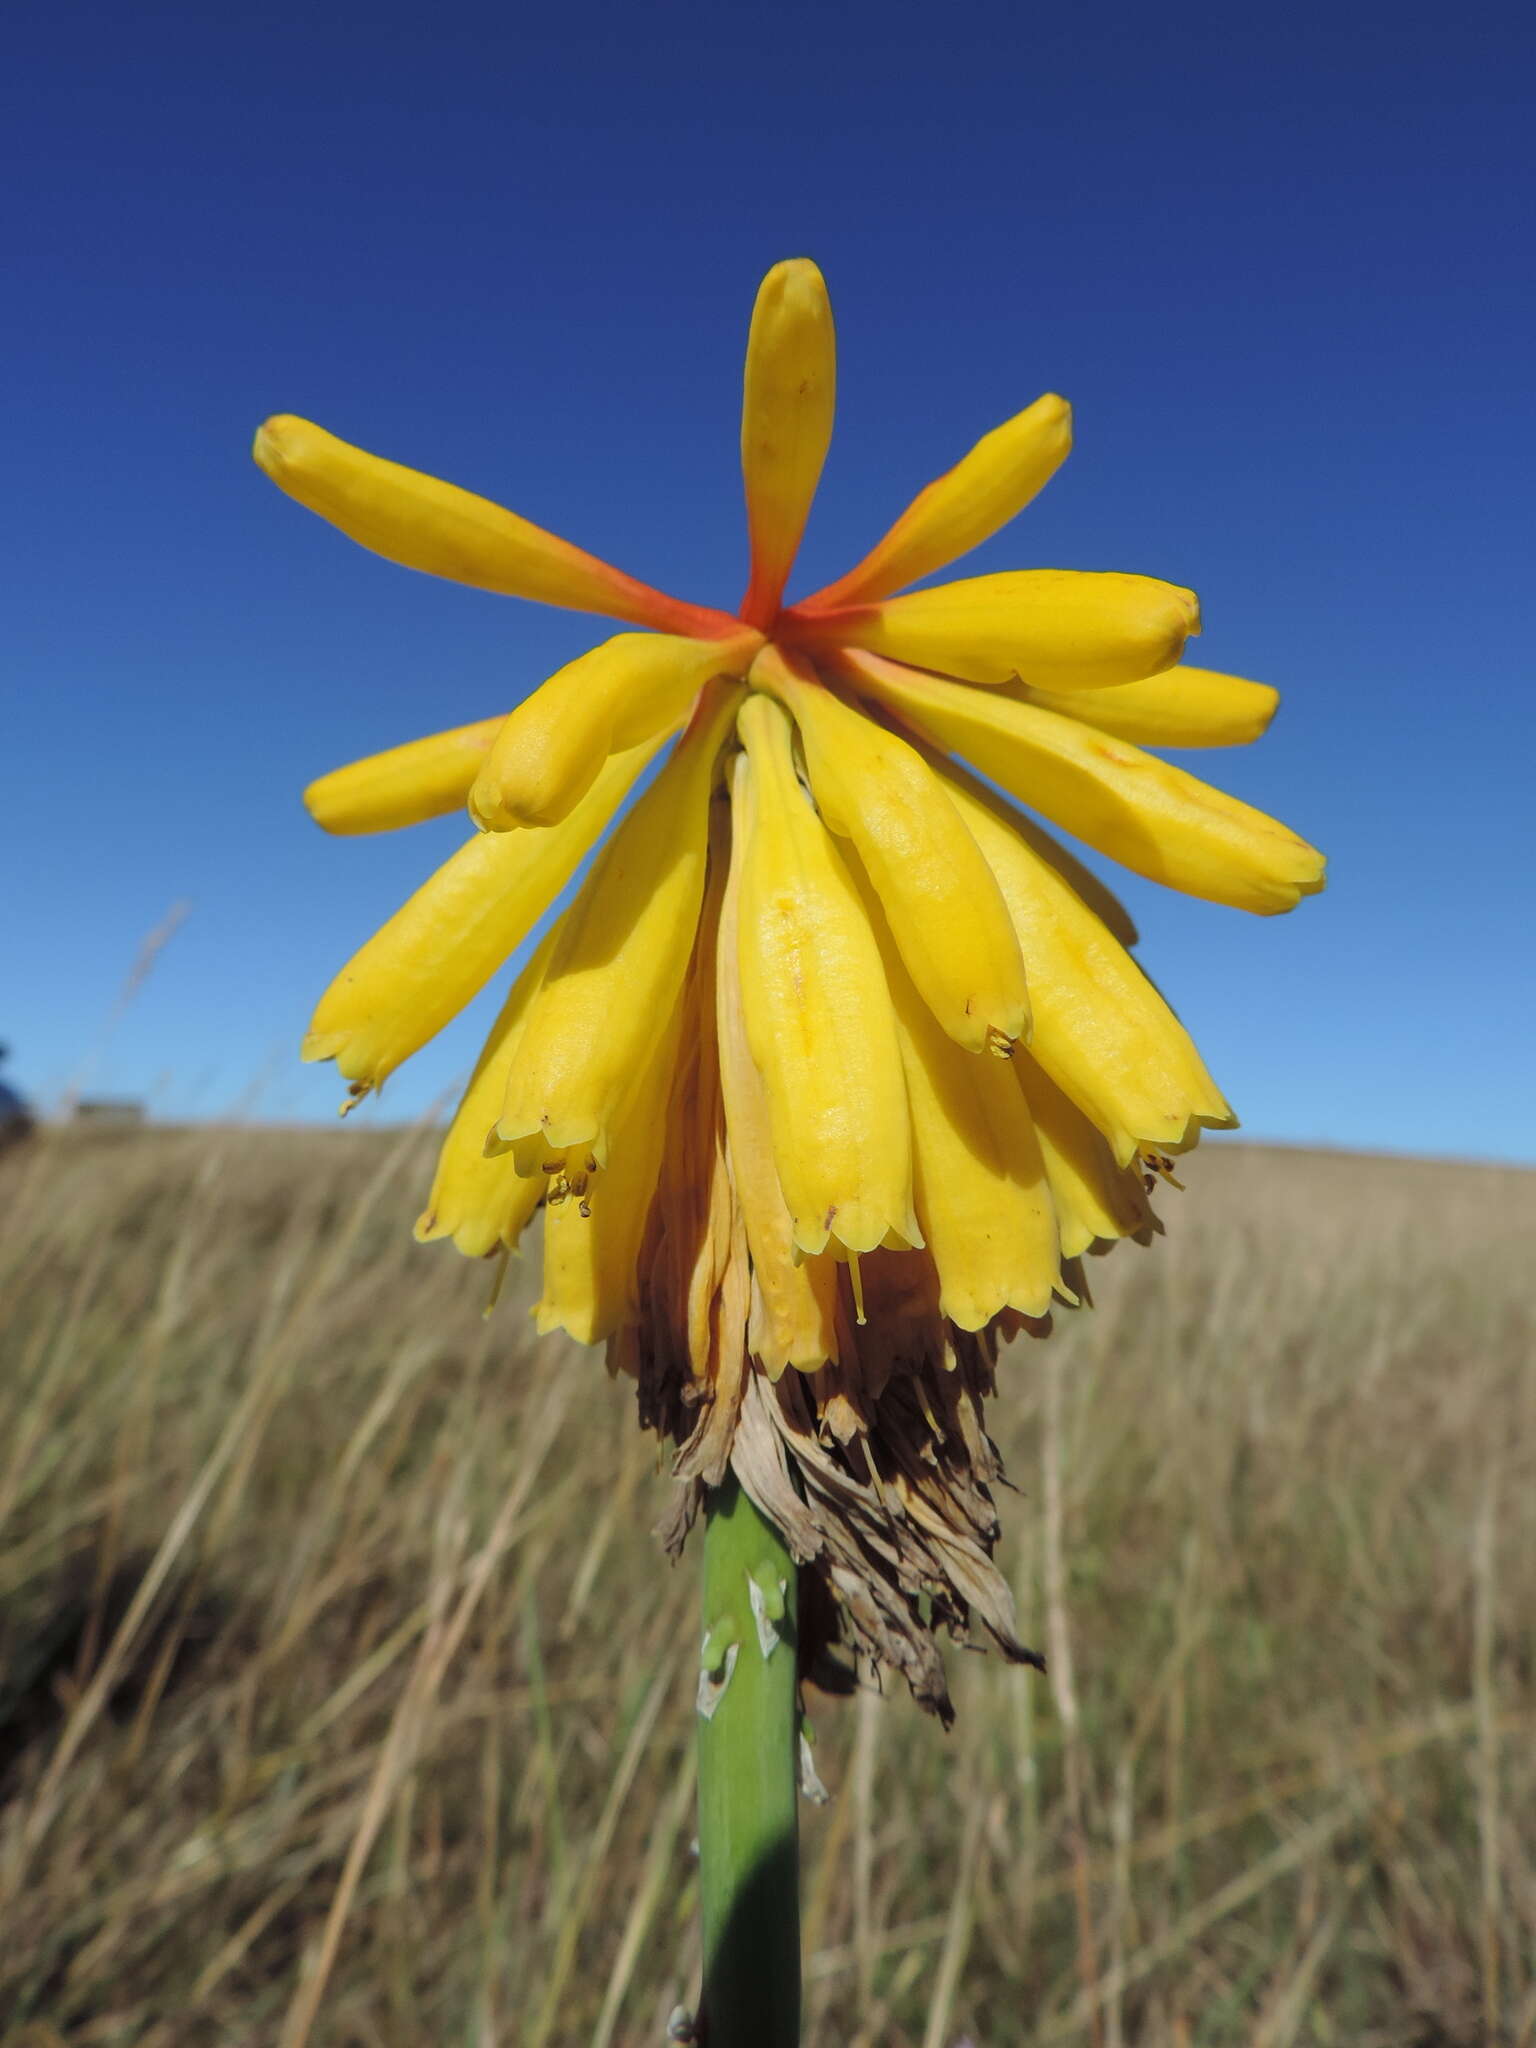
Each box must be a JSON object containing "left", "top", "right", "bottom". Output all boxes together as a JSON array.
[
  {"left": 1139, "top": 1150, "right": 1185, "bottom": 1192},
  {"left": 847, "top": 1252, "right": 867, "bottom": 1326},
  {"left": 482, "top": 1246, "right": 511, "bottom": 1317}
]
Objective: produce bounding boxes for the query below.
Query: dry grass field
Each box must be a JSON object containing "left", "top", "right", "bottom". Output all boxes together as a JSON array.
[{"left": 0, "top": 1123, "right": 1531, "bottom": 2046}]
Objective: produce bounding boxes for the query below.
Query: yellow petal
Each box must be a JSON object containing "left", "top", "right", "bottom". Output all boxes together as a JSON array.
[
  {"left": 842, "top": 650, "right": 1326, "bottom": 915},
  {"left": 733, "top": 698, "right": 919, "bottom": 1258},
  {"left": 414, "top": 929, "right": 559, "bottom": 1258},
  {"left": 469, "top": 628, "right": 759, "bottom": 830},
  {"left": 254, "top": 414, "right": 742, "bottom": 638},
  {"left": 302, "top": 735, "right": 663, "bottom": 1094},
  {"left": 1016, "top": 1055, "right": 1156, "bottom": 1259},
  {"left": 753, "top": 644, "right": 1028, "bottom": 1055},
  {"left": 800, "top": 568, "right": 1198, "bottom": 691},
  {"left": 716, "top": 750, "right": 839, "bottom": 1374},
  {"left": 535, "top": 985, "right": 684, "bottom": 1344},
  {"left": 934, "top": 756, "right": 1235, "bottom": 1163},
  {"left": 1015, "top": 817, "right": 1140, "bottom": 948},
  {"left": 803, "top": 393, "right": 1072, "bottom": 608},
  {"left": 739, "top": 260, "right": 837, "bottom": 627},
  {"left": 305, "top": 715, "right": 505, "bottom": 835},
  {"left": 860, "top": 874, "right": 1059, "bottom": 1327},
  {"left": 634, "top": 839, "right": 747, "bottom": 1385},
  {"left": 496, "top": 683, "right": 742, "bottom": 1171},
  {"left": 1016, "top": 666, "right": 1279, "bottom": 748},
  {"left": 538, "top": 815, "right": 730, "bottom": 1357}
]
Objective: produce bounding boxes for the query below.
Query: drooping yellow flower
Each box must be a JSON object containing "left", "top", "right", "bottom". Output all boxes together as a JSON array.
[{"left": 259, "top": 259, "right": 1323, "bottom": 1709}]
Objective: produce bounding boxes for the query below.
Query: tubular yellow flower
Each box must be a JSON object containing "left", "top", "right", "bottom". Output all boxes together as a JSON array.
[
  {"left": 803, "top": 392, "right": 1072, "bottom": 610},
  {"left": 305, "top": 714, "right": 505, "bottom": 834},
  {"left": 839, "top": 647, "right": 1326, "bottom": 914},
  {"left": 536, "top": 986, "right": 687, "bottom": 1342},
  {"left": 797, "top": 568, "right": 1199, "bottom": 691},
  {"left": 933, "top": 756, "right": 1234, "bottom": 1164},
  {"left": 733, "top": 701, "right": 919, "bottom": 1259},
  {"left": 414, "top": 929, "right": 559, "bottom": 1258},
  {"left": 1016, "top": 1055, "right": 1157, "bottom": 1259},
  {"left": 469, "top": 629, "right": 761, "bottom": 830},
  {"left": 254, "top": 414, "right": 741, "bottom": 639},
  {"left": 1013, "top": 816, "right": 1141, "bottom": 947},
  {"left": 752, "top": 643, "right": 1029, "bottom": 1057},
  {"left": 1014, "top": 665, "right": 1279, "bottom": 749},
  {"left": 303, "top": 734, "right": 667, "bottom": 1098},
  {"left": 739, "top": 259, "right": 837, "bottom": 628},
  {"left": 496, "top": 684, "right": 741, "bottom": 1180},
  {"left": 860, "top": 876, "right": 1059, "bottom": 1328},
  {"left": 717, "top": 787, "right": 841, "bottom": 1375},
  {"left": 265, "top": 254, "right": 1325, "bottom": 1717}
]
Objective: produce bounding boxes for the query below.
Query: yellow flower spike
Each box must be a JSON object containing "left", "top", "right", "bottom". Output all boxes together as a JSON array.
[
  {"left": 752, "top": 643, "right": 1029, "bottom": 1057},
  {"left": 857, "top": 872, "right": 1059, "bottom": 1328},
  {"left": 716, "top": 757, "right": 840, "bottom": 1375},
  {"left": 305, "top": 714, "right": 506, "bottom": 835},
  {"left": 496, "top": 683, "right": 743, "bottom": 1174},
  {"left": 414, "top": 929, "right": 560, "bottom": 1258},
  {"left": 254, "top": 415, "right": 743, "bottom": 639},
  {"left": 1015, "top": 665, "right": 1280, "bottom": 749},
  {"left": 930, "top": 755, "right": 1235, "bottom": 1163},
  {"left": 795, "top": 567, "right": 1198, "bottom": 692},
  {"left": 842, "top": 649, "right": 1326, "bottom": 916},
  {"left": 275, "top": 261, "right": 1329, "bottom": 1719},
  {"left": 801, "top": 393, "right": 1073, "bottom": 611},
  {"left": 302, "top": 734, "right": 667, "bottom": 1097},
  {"left": 469, "top": 627, "right": 761, "bottom": 831},
  {"left": 739, "top": 259, "right": 837, "bottom": 628},
  {"left": 1016, "top": 1054, "right": 1157, "bottom": 1259},
  {"left": 732, "top": 703, "right": 920, "bottom": 1259},
  {"left": 535, "top": 987, "right": 688, "bottom": 1343}
]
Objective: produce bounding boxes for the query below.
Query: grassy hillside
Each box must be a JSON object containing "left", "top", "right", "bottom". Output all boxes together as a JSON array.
[{"left": 0, "top": 1126, "right": 1531, "bottom": 2045}]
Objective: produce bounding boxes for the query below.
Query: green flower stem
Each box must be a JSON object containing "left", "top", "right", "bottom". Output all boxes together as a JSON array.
[{"left": 696, "top": 1473, "right": 801, "bottom": 2045}]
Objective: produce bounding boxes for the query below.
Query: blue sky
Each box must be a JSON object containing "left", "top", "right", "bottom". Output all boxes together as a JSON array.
[{"left": 5, "top": 0, "right": 1533, "bottom": 1160}]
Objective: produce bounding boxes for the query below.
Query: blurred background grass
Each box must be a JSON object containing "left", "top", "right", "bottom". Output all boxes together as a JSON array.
[{"left": 0, "top": 1125, "right": 1530, "bottom": 2046}]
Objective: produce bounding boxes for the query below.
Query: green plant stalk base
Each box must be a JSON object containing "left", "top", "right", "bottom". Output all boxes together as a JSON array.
[{"left": 696, "top": 1473, "right": 801, "bottom": 2045}]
